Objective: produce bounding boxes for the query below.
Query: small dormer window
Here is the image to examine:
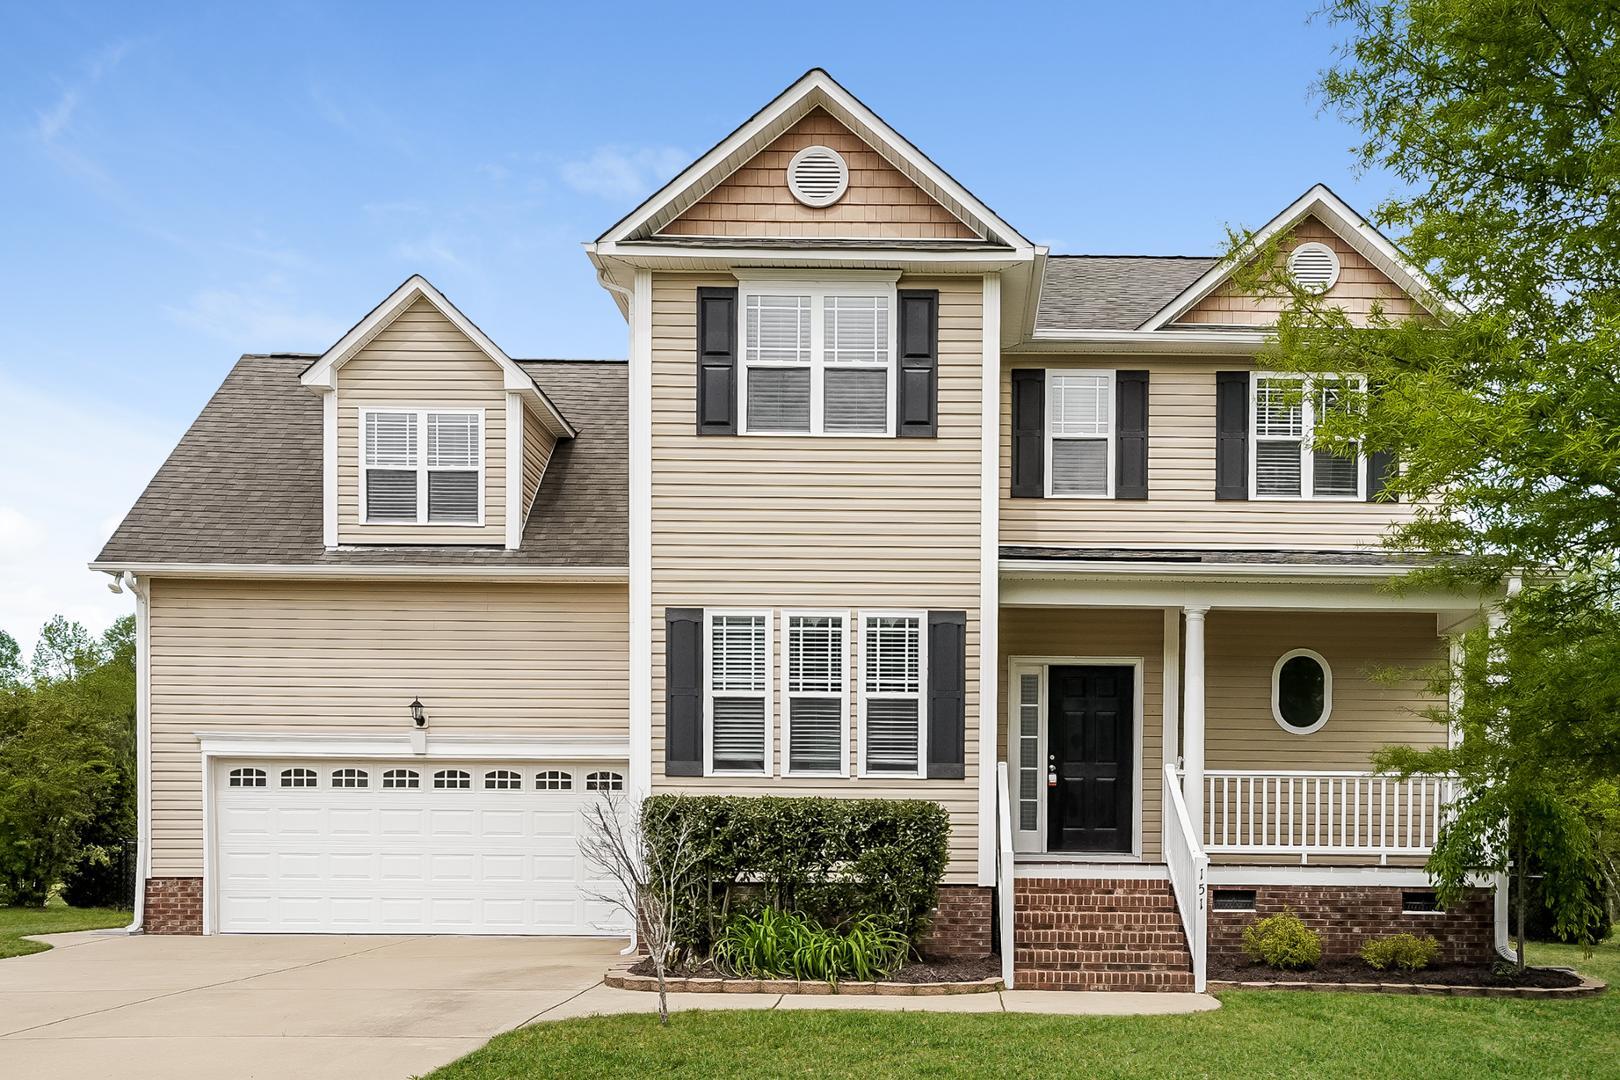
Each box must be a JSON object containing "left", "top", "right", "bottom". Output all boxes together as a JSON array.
[{"left": 362, "top": 408, "right": 482, "bottom": 525}]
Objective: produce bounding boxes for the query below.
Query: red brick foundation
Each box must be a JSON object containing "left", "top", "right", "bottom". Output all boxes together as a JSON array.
[
  {"left": 1207, "top": 884, "right": 1496, "bottom": 964},
  {"left": 143, "top": 877, "right": 203, "bottom": 935},
  {"left": 917, "top": 885, "right": 993, "bottom": 959}
]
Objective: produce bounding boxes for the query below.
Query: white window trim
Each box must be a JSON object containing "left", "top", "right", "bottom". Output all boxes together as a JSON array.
[
  {"left": 1248, "top": 373, "right": 1366, "bottom": 501},
  {"left": 736, "top": 276, "right": 900, "bottom": 438},
  {"left": 856, "top": 609, "right": 928, "bottom": 779},
  {"left": 358, "top": 406, "right": 487, "bottom": 526},
  {"left": 1044, "top": 368, "right": 1116, "bottom": 499},
  {"left": 703, "top": 608, "right": 773, "bottom": 777},
  {"left": 780, "top": 609, "right": 851, "bottom": 778},
  {"left": 1271, "top": 647, "right": 1333, "bottom": 735}
]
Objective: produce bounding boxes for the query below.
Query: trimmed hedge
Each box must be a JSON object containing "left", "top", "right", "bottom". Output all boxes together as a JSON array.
[{"left": 641, "top": 794, "right": 950, "bottom": 960}]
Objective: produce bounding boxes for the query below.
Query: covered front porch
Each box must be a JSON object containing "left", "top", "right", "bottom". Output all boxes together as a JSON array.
[{"left": 992, "top": 551, "right": 1497, "bottom": 989}]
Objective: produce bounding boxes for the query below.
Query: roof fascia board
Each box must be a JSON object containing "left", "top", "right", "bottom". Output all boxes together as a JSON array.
[
  {"left": 1138, "top": 184, "right": 1458, "bottom": 331},
  {"left": 1011, "top": 328, "right": 1269, "bottom": 355},
  {"left": 595, "top": 69, "right": 1033, "bottom": 254},
  {"left": 92, "top": 562, "right": 627, "bottom": 582},
  {"left": 301, "top": 275, "right": 576, "bottom": 438}
]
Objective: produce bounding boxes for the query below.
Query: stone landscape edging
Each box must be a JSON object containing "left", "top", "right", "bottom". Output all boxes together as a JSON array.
[
  {"left": 1208, "top": 970, "right": 1605, "bottom": 999},
  {"left": 604, "top": 960, "right": 1003, "bottom": 996}
]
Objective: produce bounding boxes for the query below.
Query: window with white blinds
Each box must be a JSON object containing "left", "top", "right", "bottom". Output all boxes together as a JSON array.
[
  {"left": 1251, "top": 374, "right": 1363, "bottom": 499},
  {"left": 784, "top": 612, "right": 847, "bottom": 775},
  {"left": 706, "top": 611, "right": 770, "bottom": 774},
  {"left": 1046, "top": 371, "right": 1113, "bottom": 497},
  {"left": 859, "top": 612, "right": 925, "bottom": 776},
  {"left": 361, "top": 407, "right": 483, "bottom": 524},
  {"left": 739, "top": 284, "right": 895, "bottom": 436}
]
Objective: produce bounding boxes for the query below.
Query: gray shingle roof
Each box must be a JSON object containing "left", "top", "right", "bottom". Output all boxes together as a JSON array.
[
  {"left": 1036, "top": 255, "right": 1219, "bottom": 331},
  {"left": 95, "top": 356, "right": 627, "bottom": 569}
]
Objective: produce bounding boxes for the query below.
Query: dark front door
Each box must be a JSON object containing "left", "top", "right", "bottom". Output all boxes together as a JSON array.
[{"left": 1048, "top": 665, "right": 1134, "bottom": 853}]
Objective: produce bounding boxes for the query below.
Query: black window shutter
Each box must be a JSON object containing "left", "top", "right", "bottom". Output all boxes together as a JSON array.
[
  {"left": 926, "top": 610, "right": 966, "bottom": 780},
  {"left": 896, "top": 289, "right": 939, "bottom": 437},
  {"left": 1367, "top": 450, "right": 1397, "bottom": 502},
  {"left": 695, "top": 288, "right": 737, "bottom": 435},
  {"left": 1214, "top": 371, "right": 1249, "bottom": 501},
  {"left": 1011, "top": 368, "right": 1045, "bottom": 498},
  {"left": 1115, "top": 370, "right": 1149, "bottom": 499},
  {"left": 664, "top": 608, "right": 704, "bottom": 776}
]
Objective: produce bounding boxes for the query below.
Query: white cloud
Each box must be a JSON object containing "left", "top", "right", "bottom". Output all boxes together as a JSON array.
[
  {"left": 560, "top": 146, "right": 688, "bottom": 200},
  {"left": 0, "top": 376, "right": 173, "bottom": 656},
  {"left": 35, "top": 40, "right": 135, "bottom": 143},
  {"left": 164, "top": 284, "right": 345, "bottom": 352}
]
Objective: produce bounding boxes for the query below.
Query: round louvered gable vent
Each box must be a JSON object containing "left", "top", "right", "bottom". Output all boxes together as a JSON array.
[
  {"left": 787, "top": 145, "right": 849, "bottom": 208},
  {"left": 1287, "top": 242, "right": 1341, "bottom": 292}
]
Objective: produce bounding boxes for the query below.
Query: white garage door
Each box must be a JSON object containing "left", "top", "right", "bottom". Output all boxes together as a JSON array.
[{"left": 213, "top": 760, "right": 628, "bottom": 935}]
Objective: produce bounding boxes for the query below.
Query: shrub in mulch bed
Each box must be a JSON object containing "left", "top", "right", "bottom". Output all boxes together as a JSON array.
[
  {"left": 1210, "top": 957, "right": 1584, "bottom": 989},
  {"left": 629, "top": 954, "right": 999, "bottom": 985}
]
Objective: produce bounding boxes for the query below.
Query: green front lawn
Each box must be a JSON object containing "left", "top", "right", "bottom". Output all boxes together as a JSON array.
[
  {"left": 429, "top": 939, "right": 1619, "bottom": 1079},
  {"left": 0, "top": 902, "right": 130, "bottom": 958}
]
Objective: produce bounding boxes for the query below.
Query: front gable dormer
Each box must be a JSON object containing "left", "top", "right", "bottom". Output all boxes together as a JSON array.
[
  {"left": 1143, "top": 185, "right": 1456, "bottom": 332},
  {"left": 301, "top": 276, "right": 574, "bottom": 550}
]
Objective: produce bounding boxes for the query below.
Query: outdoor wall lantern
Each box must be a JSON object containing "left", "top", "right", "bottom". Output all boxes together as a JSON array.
[{"left": 410, "top": 697, "right": 428, "bottom": 729}]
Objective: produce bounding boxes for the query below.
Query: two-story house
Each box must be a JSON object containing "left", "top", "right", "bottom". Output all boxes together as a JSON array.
[{"left": 95, "top": 70, "right": 1506, "bottom": 991}]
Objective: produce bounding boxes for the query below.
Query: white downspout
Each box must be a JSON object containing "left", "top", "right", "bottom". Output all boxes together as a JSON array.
[
  {"left": 598, "top": 267, "right": 644, "bottom": 959},
  {"left": 107, "top": 570, "right": 150, "bottom": 933}
]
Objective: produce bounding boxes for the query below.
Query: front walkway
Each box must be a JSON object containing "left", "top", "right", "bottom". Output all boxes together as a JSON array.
[{"left": 0, "top": 932, "right": 1216, "bottom": 1080}]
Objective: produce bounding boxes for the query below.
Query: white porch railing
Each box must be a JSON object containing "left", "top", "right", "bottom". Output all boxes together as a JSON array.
[
  {"left": 1163, "top": 762, "right": 1208, "bottom": 993},
  {"left": 1203, "top": 770, "right": 1454, "bottom": 864}
]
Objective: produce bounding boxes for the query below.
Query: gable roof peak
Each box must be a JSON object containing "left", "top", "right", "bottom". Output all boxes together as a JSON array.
[{"left": 592, "top": 68, "right": 1031, "bottom": 253}]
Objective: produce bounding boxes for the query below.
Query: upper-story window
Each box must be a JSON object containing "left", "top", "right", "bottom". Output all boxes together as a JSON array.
[
  {"left": 1251, "top": 374, "right": 1364, "bottom": 500},
  {"left": 361, "top": 408, "right": 483, "bottom": 525},
  {"left": 738, "top": 282, "right": 896, "bottom": 436},
  {"left": 1046, "top": 371, "right": 1114, "bottom": 498}
]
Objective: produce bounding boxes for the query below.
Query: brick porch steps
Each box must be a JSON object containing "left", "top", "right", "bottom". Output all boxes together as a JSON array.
[{"left": 1014, "top": 877, "right": 1195, "bottom": 992}]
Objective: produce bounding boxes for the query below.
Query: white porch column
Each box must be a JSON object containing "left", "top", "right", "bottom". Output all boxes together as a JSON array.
[
  {"left": 1161, "top": 607, "right": 1181, "bottom": 770},
  {"left": 1181, "top": 605, "right": 1209, "bottom": 840}
]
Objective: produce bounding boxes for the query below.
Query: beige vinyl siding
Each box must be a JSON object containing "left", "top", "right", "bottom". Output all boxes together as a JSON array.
[
  {"left": 1176, "top": 217, "right": 1417, "bottom": 327},
  {"left": 999, "top": 607, "right": 1166, "bottom": 859},
  {"left": 147, "top": 578, "right": 628, "bottom": 876},
  {"left": 999, "top": 357, "right": 1417, "bottom": 549},
  {"left": 660, "top": 108, "right": 978, "bottom": 241},
  {"left": 648, "top": 273, "right": 984, "bottom": 881},
  {"left": 1205, "top": 610, "right": 1446, "bottom": 770},
  {"left": 336, "top": 297, "right": 507, "bottom": 544},
  {"left": 521, "top": 398, "right": 557, "bottom": 519}
]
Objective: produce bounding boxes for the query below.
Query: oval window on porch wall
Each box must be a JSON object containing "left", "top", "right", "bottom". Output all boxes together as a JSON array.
[{"left": 1272, "top": 649, "right": 1332, "bottom": 734}]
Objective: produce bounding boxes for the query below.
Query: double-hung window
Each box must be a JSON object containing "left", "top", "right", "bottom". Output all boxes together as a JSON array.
[
  {"left": 783, "top": 612, "right": 848, "bottom": 776},
  {"left": 361, "top": 407, "right": 483, "bottom": 524},
  {"left": 1251, "top": 374, "right": 1364, "bottom": 499},
  {"left": 859, "top": 612, "right": 925, "bottom": 777},
  {"left": 705, "top": 611, "right": 770, "bottom": 775},
  {"left": 739, "top": 279, "right": 897, "bottom": 436},
  {"left": 1046, "top": 371, "right": 1114, "bottom": 497}
]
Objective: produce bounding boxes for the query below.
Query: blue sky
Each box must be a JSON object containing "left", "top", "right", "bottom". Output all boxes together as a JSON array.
[{"left": 0, "top": 1, "right": 1390, "bottom": 652}]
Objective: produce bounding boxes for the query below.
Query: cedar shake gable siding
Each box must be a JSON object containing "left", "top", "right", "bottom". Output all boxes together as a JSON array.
[{"left": 660, "top": 108, "right": 979, "bottom": 241}]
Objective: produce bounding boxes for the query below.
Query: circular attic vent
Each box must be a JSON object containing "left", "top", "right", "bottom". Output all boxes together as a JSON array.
[
  {"left": 787, "top": 145, "right": 849, "bottom": 208},
  {"left": 1287, "top": 242, "right": 1341, "bottom": 292}
]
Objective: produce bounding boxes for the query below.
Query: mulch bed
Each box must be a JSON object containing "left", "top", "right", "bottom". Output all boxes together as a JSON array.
[
  {"left": 1210, "top": 957, "right": 1583, "bottom": 989},
  {"left": 628, "top": 954, "right": 998, "bottom": 984}
]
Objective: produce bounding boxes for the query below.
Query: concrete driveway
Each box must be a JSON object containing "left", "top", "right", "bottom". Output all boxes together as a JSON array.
[{"left": 0, "top": 930, "right": 624, "bottom": 1080}]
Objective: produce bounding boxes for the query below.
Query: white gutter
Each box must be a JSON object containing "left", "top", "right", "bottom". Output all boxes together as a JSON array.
[
  {"left": 1000, "top": 557, "right": 1427, "bottom": 580},
  {"left": 1008, "top": 328, "right": 1270, "bottom": 355},
  {"left": 106, "top": 571, "right": 149, "bottom": 934},
  {"left": 87, "top": 562, "right": 628, "bottom": 583}
]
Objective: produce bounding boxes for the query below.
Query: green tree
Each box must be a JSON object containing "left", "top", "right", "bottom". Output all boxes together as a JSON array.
[
  {"left": 0, "top": 617, "right": 136, "bottom": 908},
  {"left": 1231, "top": 0, "right": 1620, "bottom": 962}
]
